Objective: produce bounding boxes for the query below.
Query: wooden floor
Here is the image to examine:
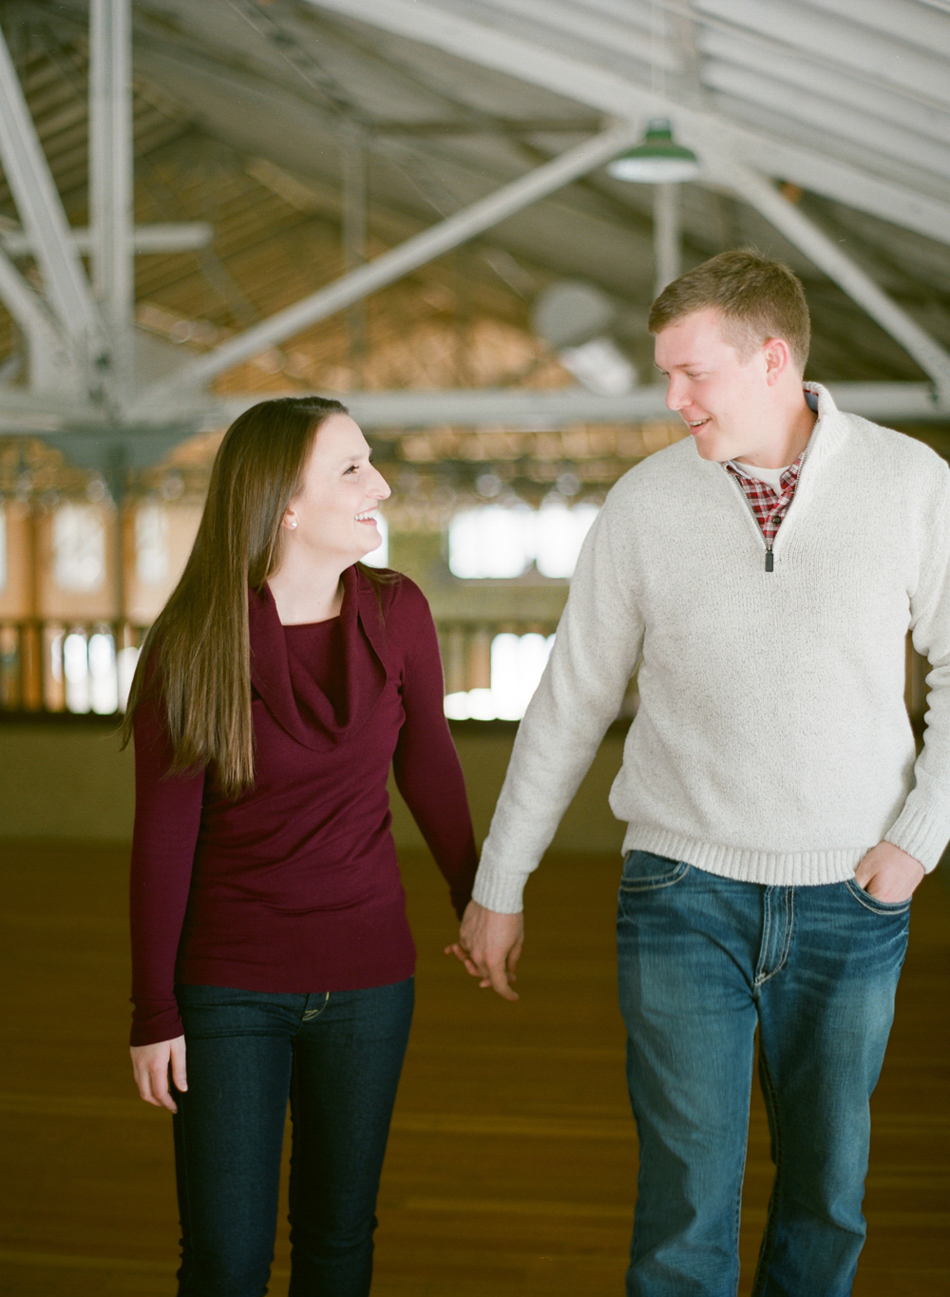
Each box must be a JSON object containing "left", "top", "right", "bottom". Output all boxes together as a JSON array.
[{"left": 1, "top": 839, "right": 948, "bottom": 1296}]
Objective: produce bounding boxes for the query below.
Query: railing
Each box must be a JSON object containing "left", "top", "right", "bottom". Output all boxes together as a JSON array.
[
  {"left": 0, "top": 619, "right": 931, "bottom": 724},
  {"left": 0, "top": 620, "right": 148, "bottom": 715}
]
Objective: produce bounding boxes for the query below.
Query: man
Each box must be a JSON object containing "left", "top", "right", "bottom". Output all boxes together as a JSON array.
[{"left": 448, "top": 250, "right": 950, "bottom": 1295}]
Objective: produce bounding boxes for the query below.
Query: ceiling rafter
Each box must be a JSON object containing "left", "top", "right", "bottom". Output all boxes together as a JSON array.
[{"left": 308, "top": 0, "right": 950, "bottom": 246}]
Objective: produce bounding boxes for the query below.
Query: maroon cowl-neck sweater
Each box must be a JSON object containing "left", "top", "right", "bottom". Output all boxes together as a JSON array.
[{"left": 129, "top": 566, "right": 478, "bottom": 1047}]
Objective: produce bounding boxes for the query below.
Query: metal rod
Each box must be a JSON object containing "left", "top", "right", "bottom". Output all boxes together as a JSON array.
[
  {"left": 0, "top": 223, "right": 214, "bottom": 256},
  {"left": 653, "top": 183, "right": 680, "bottom": 298},
  {"left": 341, "top": 122, "right": 368, "bottom": 378},
  {"left": 90, "top": 0, "right": 135, "bottom": 388}
]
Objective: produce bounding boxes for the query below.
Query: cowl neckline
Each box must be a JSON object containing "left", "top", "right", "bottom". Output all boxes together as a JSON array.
[{"left": 248, "top": 565, "right": 388, "bottom": 751}]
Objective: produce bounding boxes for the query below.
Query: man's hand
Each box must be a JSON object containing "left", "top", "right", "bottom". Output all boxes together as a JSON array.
[
  {"left": 854, "top": 841, "right": 925, "bottom": 903},
  {"left": 445, "top": 900, "right": 524, "bottom": 1001}
]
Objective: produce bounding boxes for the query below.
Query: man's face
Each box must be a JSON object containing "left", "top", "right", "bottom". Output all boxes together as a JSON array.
[{"left": 654, "top": 307, "right": 772, "bottom": 463}]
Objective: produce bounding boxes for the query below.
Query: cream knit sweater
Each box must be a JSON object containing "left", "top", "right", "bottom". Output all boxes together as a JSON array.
[{"left": 472, "top": 385, "right": 950, "bottom": 914}]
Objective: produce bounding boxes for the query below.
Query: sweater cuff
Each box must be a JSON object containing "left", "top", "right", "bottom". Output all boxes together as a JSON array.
[
  {"left": 130, "top": 999, "right": 185, "bottom": 1048},
  {"left": 885, "top": 804, "right": 947, "bottom": 872},
  {"left": 471, "top": 864, "right": 531, "bottom": 914}
]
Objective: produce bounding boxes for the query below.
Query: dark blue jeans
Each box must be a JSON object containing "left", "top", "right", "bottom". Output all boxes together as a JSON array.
[
  {"left": 617, "top": 851, "right": 910, "bottom": 1297},
  {"left": 172, "top": 978, "right": 414, "bottom": 1297}
]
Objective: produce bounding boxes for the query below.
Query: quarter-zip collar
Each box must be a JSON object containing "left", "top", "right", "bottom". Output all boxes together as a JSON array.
[{"left": 719, "top": 383, "right": 847, "bottom": 570}]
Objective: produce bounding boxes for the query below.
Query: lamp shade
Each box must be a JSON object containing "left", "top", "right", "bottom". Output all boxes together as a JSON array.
[{"left": 607, "top": 117, "right": 700, "bottom": 184}]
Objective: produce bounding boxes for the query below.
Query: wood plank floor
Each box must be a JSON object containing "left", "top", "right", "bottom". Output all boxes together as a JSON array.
[{"left": 1, "top": 839, "right": 947, "bottom": 1296}]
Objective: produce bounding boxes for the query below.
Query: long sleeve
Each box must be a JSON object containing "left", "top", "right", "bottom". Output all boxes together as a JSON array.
[
  {"left": 472, "top": 498, "right": 646, "bottom": 913},
  {"left": 886, "top": 459, "right": 950, "bottom": 869},
  {"left": 129, "top": 686, "right": 205, "bottom": 1046},
  {"left": 392, "top": 596, "right": 478, "bottom": 917}
]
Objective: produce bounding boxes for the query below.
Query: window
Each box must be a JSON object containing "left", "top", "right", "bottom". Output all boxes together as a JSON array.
[
  {"left": 448, "top": 504, "right": 533, "bottom": 579},
  {"left": 53, "top": 504, "right": 105, "bottom": 592},
  {"left": 52, "top": 627, "right": 136, "bottom": 715},
  {"left": 135, "top": 504, "right": 169, "bottom": 586},
  {"left": 444, "top": 632, "right": 555, "bottom": 721},
  {"left": 534, "top": 501, "right": 598, "bottom": 578},
  {"left": 361, "top": 511, "right": 389, "bottom": 568},
  {"left": 448, "top": 501, "right": 597, "bottom": 580}
]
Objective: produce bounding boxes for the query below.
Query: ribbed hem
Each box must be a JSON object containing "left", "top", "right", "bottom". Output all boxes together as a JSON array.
[
  {"left": 884, "top": 805, "right": 946, "bottom": 872},
  {"left": 622, "top": 825, "right": 867, "bottom": 887},
  {"left": 471, "top": 865, "right": 532, "bottom": 914}
]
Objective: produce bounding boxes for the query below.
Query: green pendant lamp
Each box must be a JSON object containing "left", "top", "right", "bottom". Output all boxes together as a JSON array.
[{"left": 607, "top": 117, "right": 700, "bottom": 184}]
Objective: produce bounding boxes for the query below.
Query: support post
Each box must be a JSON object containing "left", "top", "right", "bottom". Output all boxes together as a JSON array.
[
  {"left": 90, "top": 0, "right": 135, "bottom": 390},
  {"left": 653, "top": 183, "right": 680, "bottom": 298},
  {"left": 105, "top": 443, "right": 128, "bottom": 623}
]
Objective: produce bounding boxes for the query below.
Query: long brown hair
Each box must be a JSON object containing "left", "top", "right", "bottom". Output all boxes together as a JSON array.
[{"left": 123, "top": 395, "right": 386, "bottom": 796}]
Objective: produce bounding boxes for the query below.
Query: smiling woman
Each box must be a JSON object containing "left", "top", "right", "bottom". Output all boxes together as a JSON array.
[
  {"left": 266, "top": 411, "right": 391, "bottom": 626},
  {"left": 120, "top": 396, "right": 477, "bottom": 1297}
]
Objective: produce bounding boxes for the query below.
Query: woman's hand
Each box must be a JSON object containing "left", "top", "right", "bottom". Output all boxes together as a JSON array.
[
  {"left": 445, "top": 899, "right": 524, "bottom": 1001},
  {"left": 130, "top": 1036, "right": 187, "bottom": 1114}
]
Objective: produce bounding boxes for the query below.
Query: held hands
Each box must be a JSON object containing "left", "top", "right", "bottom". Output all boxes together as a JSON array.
[
  {"left": 854, "top": 841, "right": 925, "bottom": 903},
  {"left": 130, "top": 1036, "right": 187, "bottom": 1113},
  {"left": 445, "top": 899, "right": 524, "bottom": 1001}
]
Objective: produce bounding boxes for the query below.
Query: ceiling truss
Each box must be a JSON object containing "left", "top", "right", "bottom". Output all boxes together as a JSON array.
[{"left": 0, "top": 0, "right": 946, "bottom": 466}]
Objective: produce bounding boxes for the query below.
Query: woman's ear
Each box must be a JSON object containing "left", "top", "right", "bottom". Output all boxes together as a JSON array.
[{"left": 282, "top": 510, "right": 298, "bottom": 531}]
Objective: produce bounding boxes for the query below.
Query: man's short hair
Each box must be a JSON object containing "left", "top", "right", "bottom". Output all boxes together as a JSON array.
[{"left": 648, "top": 249, "right": 811, "bottom": 373}]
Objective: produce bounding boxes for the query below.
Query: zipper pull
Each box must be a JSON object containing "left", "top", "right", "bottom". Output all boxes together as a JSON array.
[{"left": 765, "top": 547, "right": 774, "bottom": 573}]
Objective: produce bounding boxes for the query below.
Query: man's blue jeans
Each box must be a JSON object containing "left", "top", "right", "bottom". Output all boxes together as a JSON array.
[
  {"left": 616, "top": 850, "right": 910, "bottom": 1297},
  {"left": 171, "top": 977, "right": 414, "bottom": 1297}
]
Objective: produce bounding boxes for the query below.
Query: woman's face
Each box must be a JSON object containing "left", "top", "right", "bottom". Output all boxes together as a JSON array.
[{"left": 282, "top": 413, "right": 390, "bottom": 566}]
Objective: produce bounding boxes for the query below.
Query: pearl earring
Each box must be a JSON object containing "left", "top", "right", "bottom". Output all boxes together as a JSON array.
[{"left": 288, "top": 519, "right": 298, "bottom": 530}]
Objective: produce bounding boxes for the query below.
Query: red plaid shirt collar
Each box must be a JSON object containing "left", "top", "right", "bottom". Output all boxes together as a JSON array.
[{"left": 724, "top": 454, "right": 804, "bottom": 544}]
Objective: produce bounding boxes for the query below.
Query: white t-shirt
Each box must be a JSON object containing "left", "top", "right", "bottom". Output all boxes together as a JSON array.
[{"left": 732, "top": 461, "right": 789, "bottom": 493}]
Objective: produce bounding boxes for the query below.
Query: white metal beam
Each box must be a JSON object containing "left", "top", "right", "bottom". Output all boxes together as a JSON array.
[
  {"left": 308, "top": 0, "right": 950, "bottom": 247},
  {"left": 475, "top": 0, "right": 681, "bottom": 71},
  {"left": 0, "top": 25, "right": 102, "bottom": 349},
  {"left": 0, "top": 246, "right": 77, "bottom": 395},
  {"left": 704, "top": 154, "right": 950, "bottom": 397},
  {"left": 698, "top": 29, "right": 950, "bottom": 150},
  {"left": 131, "top": 119, "right": 647, "bottom": 404},
  {"left": 0, "top": 382, "right": 948, "bottom": 439},
  {"left": 0, "top": 246, "right": 62, "bottom": 342},
  {"left": 89, "top": 0, "right": 135, "bottom": 383},
  {"left": 694, "top": 0, "right": 950, "bottom": 110},
  {"left": 340, "top": 382, "right": 950, "bottom": 426},
  {"left": 702, "top": 61, "right": 950, "bottom": 183},
  {"left": 814, "top": 0, "right": 950, "bottom": 58},
  {"left": 210, "top": 383, "right": 950, "bottom": 427},
  {"left": 0, "top": 222, "right": 215, "bottom": 256}
]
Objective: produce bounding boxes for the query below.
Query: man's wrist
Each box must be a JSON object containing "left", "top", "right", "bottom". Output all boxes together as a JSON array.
[{"left": 471, "top": 866, "right": 529, "bottom": 915}]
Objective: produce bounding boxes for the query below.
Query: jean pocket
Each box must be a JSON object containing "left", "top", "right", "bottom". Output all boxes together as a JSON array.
[
  {"left": 619, "top": 849, "right": 691, "bottom": 893},
  {"left": 844, "top": 877, "right": 912, "bottom": 916}
]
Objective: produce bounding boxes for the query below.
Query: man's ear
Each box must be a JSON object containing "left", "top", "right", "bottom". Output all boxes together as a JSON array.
[{"left": 762, "top": 337, "right": 791, "bottom": 386}]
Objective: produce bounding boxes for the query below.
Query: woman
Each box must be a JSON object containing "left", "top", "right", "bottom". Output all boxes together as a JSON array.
[{"left": 125, "top": 396, "right": 478, "bottom": 1297}]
